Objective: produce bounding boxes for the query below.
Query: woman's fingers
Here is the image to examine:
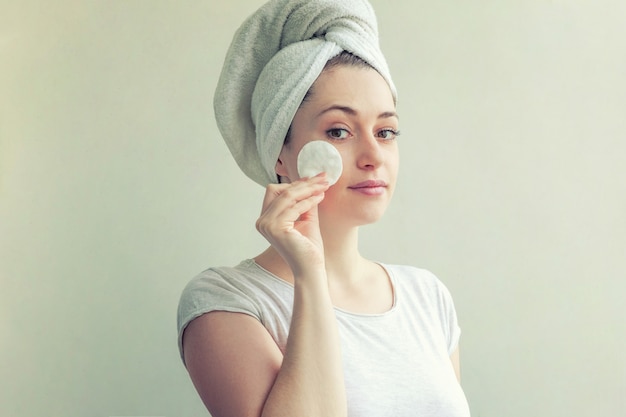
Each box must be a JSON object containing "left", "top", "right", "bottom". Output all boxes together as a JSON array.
[
  {"left": 260, "top": 174, "right": 329, "bottom": 218},
  {"left": 256, "top": 193, "right": 325, "bottom": 235},
  {"left": 256, "top": 174, "right": 329, "bottom": 239}
]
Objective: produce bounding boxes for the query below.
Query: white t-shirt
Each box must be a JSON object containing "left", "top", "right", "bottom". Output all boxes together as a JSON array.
[{"left": 177, "top": 259, "right": 470, "bottom": 417}]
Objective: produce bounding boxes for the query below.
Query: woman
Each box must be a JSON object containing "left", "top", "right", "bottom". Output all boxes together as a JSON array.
[{"left": 177, "top": 1, "right": 470, "bottom": 416}]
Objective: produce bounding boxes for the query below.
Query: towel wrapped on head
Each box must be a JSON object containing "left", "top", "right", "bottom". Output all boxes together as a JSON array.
[{"left": 214, "top": 0, "right": 396, "bottom": 186}]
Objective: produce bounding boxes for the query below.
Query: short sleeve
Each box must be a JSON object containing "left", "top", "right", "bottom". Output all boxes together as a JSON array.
[
  {"left": 176, "top": 268, "right": 262, "bottom": 365},
  {"left": 435, "top": 280, "right": 462, "bottom": 355}
]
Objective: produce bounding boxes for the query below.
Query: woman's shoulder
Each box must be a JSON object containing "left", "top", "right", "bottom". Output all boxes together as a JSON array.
[
  {"left": 382, "top": 263, "right": 441, "bottom": 286},
  {"left": 182, "top": 259, "right": 261, "bottom": 291},
  {"left": 178, "top": 260, "right": 260, "bottom": 318},
  {"left": 179, "top": 259, "right": 289, "bottom": 306},
  {"left": 177, "top": 259, "right": 293, "bottom": 326},
  {"left": 381, "top": 263, "right": 456, "bottom": 304},
  {"left": 382, "top": 263, "right": 461, "bottom": 351}
]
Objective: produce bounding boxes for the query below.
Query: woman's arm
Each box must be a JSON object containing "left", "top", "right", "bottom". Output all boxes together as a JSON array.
[
  {"left": 183, "top": 175, "right": 347, "bottom": 417},
  {"left": 261, "top": 269, "right": 345, "bottom": 417},
  {"left": 183, "top": 312, "right": 283, "bottom": 417}
]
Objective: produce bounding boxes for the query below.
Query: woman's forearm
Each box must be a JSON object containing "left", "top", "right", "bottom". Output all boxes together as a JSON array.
[{"left": 261, "top": 273, "right": 347, "bottom": 417}]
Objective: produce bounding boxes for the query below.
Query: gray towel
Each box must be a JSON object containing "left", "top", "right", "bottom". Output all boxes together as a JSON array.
[{"left": 214, "top": 0, "right": 396, "bottom": 186}]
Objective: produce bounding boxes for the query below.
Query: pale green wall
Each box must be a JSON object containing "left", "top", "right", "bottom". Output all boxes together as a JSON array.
[{"left": 1, "top": 1, "right": 624, "bottom": 416}]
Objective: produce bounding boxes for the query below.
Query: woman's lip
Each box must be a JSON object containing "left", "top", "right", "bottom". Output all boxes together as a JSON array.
[{"left": 348, "top": 180, "right": 388, "bottom": 189}]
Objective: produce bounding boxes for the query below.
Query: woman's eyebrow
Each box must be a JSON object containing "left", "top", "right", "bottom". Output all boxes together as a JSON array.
[
  {"left": 316, "top": 105, "right": 399, "bottom": 120},
  {"left": 379, "top": 111, "right": 399, "bottom": 120},
  {"left": 316, "top": 105, "right": 357, "bottom": 118}
]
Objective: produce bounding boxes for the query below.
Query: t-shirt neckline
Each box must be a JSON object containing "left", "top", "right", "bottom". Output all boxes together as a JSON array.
[{"left": 244, "top": 258, "right": 398, "bottom": 318}]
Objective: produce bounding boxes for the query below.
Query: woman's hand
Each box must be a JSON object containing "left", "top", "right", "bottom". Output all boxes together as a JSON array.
[{"left": 255, "top": 173, "right": 329, "bottom": 276}]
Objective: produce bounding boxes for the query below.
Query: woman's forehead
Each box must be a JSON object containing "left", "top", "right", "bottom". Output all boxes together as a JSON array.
[{"left": 302, "top": 67, "right": 395, "bottom": 115}]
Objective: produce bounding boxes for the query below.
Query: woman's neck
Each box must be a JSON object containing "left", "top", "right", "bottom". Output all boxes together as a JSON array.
[
  {"left": 254, "top": 226, "right": 367, "bottom": 286},
  {"left": 254, "top": 226, "right": 393, "bottom": 314},
  {"left": 319, "top": 226, "right": 365, "bottom": 284}
]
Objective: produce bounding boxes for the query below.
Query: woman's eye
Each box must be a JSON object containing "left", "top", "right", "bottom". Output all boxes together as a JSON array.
[
  {"left": 326, "top": 128, "right": 350, "bottom": 140},
  {"left": 377, "top": 129, "right": 400, "bottom": 140}
]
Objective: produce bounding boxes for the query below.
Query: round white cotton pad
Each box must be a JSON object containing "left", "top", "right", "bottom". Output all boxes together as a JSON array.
[{"left": 297, "top": 140, "right": 343, "bottom": 185}]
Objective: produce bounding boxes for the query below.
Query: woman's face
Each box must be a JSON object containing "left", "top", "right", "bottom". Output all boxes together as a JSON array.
[{"left": 275, "top": 65, "right": 399, "bottom": 228}]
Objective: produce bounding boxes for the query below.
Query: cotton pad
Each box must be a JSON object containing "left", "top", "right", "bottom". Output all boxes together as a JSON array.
[{"left": 297, "top": 140, "right": 343, "bottom": 185}]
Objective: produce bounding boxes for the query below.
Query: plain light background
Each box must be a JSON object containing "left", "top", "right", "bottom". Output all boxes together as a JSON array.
[{"left": 1, "top": 0, "right": 624, "bottom": 416}]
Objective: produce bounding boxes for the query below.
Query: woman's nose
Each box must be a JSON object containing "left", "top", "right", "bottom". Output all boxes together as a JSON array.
[{"left": 355, "top": 135, "right": 384, "bottom": 170}]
